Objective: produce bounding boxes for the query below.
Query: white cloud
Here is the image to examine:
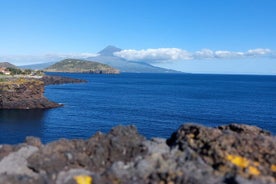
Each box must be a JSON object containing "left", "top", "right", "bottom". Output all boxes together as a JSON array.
[
  {"left": 246, "top": 48, "right": 271, "bottom": 56},
  {"left": 114, "top": 48, "right": 273, "bottom": 63},
  {"left": 0, "top": 47, "right": 274, "bottom": 66},
  {"left": 214, "top": 51, "right": 244, "bottom": 58},
  {"left": 114, "top": 48, "right": 192, "bottom": 62},
  {"left": 194, "top": 49, "right": 214, "bottom": 59}
]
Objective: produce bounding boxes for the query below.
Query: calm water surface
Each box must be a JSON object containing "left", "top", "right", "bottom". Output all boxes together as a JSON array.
[{"left": 1, "top": 73, "right": 275, "bottom": 144}]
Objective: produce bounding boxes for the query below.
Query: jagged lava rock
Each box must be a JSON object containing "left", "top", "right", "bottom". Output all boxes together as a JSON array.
[
  {"left": 0, "top": 78, "right": 61, "bottom": 109},
  {"left": 27, "top": 125, "right": 147, "bottom": 182},
  {"left": 0, "top": 124, "right": 275, "bottom": 184},
  {"left": 167, "top": 123, "right": 276, "bottom": 183},
  {"left": 0, "top": 75, "right": 85, "bottom": 109},
  {"left": 41, "top": 75, "right": 86, "bottom": 86}
]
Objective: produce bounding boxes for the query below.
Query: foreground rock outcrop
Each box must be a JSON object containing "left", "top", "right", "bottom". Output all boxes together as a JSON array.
[{"left": 0, "top": 123, "right": 275, "bottom": 184}]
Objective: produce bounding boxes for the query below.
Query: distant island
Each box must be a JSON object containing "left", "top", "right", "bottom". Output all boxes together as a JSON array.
[{"left": 44, "top": 59, "right": 120, "bottom": 74}]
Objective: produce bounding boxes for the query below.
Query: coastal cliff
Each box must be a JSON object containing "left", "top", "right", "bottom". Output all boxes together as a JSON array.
[
  {"left": 0, "top": 123, "right": 275, "bottom": 184},
  {"left": 41, "top": 75, "right": 86, "bottom": 85},
  {"left": 0, "top": 76, "right": 86, "bottom": 109},
  {"left": 0, "top": 78, "right": 61, "bottom": 109}
]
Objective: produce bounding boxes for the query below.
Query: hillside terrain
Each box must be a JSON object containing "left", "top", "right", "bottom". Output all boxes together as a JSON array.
[
  {"left": 44, "top": 59, "right": 120, "bottom": 74},
  {"left": 0, "top": 62, "right": 18, "bottom": 69}
]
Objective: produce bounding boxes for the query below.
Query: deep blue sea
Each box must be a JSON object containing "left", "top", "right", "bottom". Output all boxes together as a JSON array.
[{"left": 0, "top": 73, "right": 276, "bottom": 144}]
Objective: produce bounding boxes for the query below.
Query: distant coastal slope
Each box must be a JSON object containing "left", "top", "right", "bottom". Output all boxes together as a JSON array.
[
  {"left": 0, "top": 62, "right": 18, "bottom": 69},
  {"left": 44, "top": 59, "right": 120, "bottom": 74}
]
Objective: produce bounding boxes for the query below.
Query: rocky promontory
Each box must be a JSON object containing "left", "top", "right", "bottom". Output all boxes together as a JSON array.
[
  {"left": 0, "top": 78, "right": 61, "bottom": 109},
  {"left": 0, "top": 123, "right": 275, "bottom": 184},
  {"left": 0, "top": 76, "right": 86, "bottom": 109},
  {"left": 41, "top": 75, "right": 86, "bottom": 86}
]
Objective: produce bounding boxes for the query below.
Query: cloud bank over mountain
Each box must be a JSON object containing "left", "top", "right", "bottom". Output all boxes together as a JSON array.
[
  {"left": 113, "top": 48, "right": 193, "bottom": 62},
  {"left": 0, "top": 47, "right": 274, "bottom": 66},
  {"left": 114, "top": 48, "right": 273, "bottom": 63}
]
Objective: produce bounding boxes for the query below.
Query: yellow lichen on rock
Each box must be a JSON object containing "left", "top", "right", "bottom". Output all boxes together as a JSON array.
[
  {"left": 226, "top": 154, "right": 260, "bottom": 176},
  {"left": 74, "top": 175, "right": 92, "bottom": 184},
  {"left": 248, "top": 166, "right": 260, "bottom": 176},
  {"left": 226, "top": 154, "right": 250, "bottom": 168},
  {"left": 271, "top": 164, "right": 276, "bottom": 172}
]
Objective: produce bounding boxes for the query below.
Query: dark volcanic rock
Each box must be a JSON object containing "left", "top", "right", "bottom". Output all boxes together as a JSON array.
[
  {"left": 167, "top": 123, "right": 276, "bottom": 183},
  {"left": 218, "top": 123, "right": 271, "bottom": 136},
  {"left": 0, "top": 78, "right": 61, "bottom": 109},
  {"left": 41, "top": 75, "right": 86, "bottom": 86},
  {"left": 27, "top": 125, "right": 147, "bottom": 183},
  {"left": 0, "top": 124, "right": 275, "bottom": 184},
  {"left": 0, "top": 75, "right": 85, "bottom": 109}
]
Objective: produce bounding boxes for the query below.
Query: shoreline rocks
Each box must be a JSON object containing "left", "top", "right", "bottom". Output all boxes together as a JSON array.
[
  {"left": 41, "top": 75, "right": 86, "bottom": 86},
  {"left": 0, "top": 78, "right": 61, "bottom": 109},
  {"left": 0, "top": 123, "right": 275, "bottom": 184},
  {"left": 0, "top": 75, "right": 85, "bottom": 109}
]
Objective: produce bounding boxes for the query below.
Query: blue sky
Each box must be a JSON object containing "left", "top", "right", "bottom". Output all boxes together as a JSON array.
[{"left": 0, "top": 0, "right": 276, "bottom": 74}]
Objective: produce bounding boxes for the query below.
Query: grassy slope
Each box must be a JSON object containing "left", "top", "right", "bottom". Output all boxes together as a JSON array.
[{"left": 45, "top": 59, "right": 119, "bottom": 73}]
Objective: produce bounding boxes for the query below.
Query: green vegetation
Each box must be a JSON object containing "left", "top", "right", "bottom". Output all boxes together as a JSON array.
[
  {"left": 6, "top": 68, "right": 44, "bottom": 76},
  {"left": 0, "top": 62, "right": 44, "bottom": 78},
  {"left": 7, "top": 67, "right": 23, "bottom": 75},
  {"left": 0, "top": 78, "right": 5, "bottom": 82},
  {"left": 45, "top": 59, "right": 120, "bottom": 74}
]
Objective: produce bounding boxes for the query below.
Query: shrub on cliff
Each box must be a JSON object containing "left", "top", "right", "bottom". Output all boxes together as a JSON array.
[{"left": 7, "top": 67, "right": 23, "bottom": 75}]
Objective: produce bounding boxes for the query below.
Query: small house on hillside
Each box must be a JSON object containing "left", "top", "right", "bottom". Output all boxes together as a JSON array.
[{"left": 0, "top": 67, "right": 11, "bottom": 75}]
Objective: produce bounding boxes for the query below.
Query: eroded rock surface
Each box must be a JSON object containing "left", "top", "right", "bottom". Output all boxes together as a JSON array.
[
  {"left": 0, "top": 76, "right": 85, "bottom": 109},
  {"left": 0, "top": 78, "right": 61, "bottom": 109},
  {"left": 41, "top": 75, "right": 86, "bottom": 86},
  {"left": 0, "top": 124, "right": 275, "bottom": 184}
]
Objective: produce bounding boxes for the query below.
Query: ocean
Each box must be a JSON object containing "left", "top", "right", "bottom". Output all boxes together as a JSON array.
[{"left": 0, "top": 73, "right": 275, "bottom": 144}]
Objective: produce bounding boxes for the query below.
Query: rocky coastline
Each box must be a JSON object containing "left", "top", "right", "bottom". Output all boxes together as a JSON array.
[
  {"left": 0, "top": 75, "right": 86, "bottom": 109},
  {"left": 41, "top": 75, "right": 86, "bottom": 86},
  {"left": 0, "top": 123, "right": 275, "bottom": 184}
]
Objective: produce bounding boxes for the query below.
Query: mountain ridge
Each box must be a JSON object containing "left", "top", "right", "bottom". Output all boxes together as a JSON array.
[
  {"left": 87, "top": 46, "right": 181, "bottom": 73},
  {"left": 98, "top": 45, "right": 122, "bottom": 56},
  {"left": 0, "top": 62, "right": 18, "bottom": 69}
]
